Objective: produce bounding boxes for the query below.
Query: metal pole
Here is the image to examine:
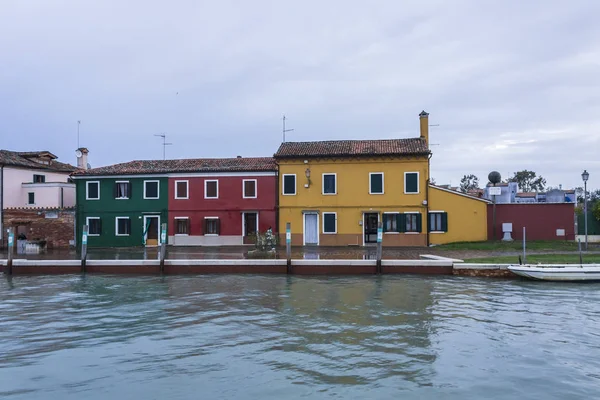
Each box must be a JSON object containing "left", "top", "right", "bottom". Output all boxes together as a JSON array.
[
  {"left": 522, "top": 226, "right": 526, "bottom": 265},
  {"left": 6, "top": 227, "right": 14, "bottom": 275},
  {"left": 376, "top": 221, "right": 383, "bottom": 274},
  {"left": 492, "top": 186, "right": 497, "bottom": 241},
  {"left": 81, "top": 225, "right": 88, "bottom": 273},
  {"left": 578, "top": 239, "right": 583, "bottom": 266},
  {"left": 584, "top": 180, "right": 588, "bottom": 251},
  {"left": 286, "top": 222, "right": 292, "bottom": 274},
  {"left": 160, "top": 223, "right": 167, "bottom": 273}
]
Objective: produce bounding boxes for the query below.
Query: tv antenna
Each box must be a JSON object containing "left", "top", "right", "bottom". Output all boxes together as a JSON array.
[
  {"left": 154, "top": 133, "right": 173, "bottom": 160},
  {"left": 282, "top": 115, "right": 294, "bottom": 142},
  {"left": 77, "top": 120, "right": 81, "bottom": 148}
]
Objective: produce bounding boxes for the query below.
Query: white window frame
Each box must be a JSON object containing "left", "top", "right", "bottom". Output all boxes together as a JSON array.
[
  {"left": 86, "top": 181, "right": 100, "bottom": 200},
  {"left": 404, "top": 171, "right": 420, "bottom": 194},
  {"left": 382, "top": 212, "right": 400, "bottom": 234},
  {"left": 204, "top": 216, "right": 220, "bottom": 236},
  {"left": 174, "top": 180, "right": 189, "bottom": 200},
  {"left": 115, "top": 216, "right": 130, "bottom": 237},
  {"left": 143, "top": 180, "right": 160, "bottom": 200},
  {"left": 404, "top": 211, "right": 421, "bottom": 234},
  {"left": 204, "top": 180, "right": 219, "bottom": 199},
  {"left": 369, "top": 172, "right": 384, "bottom": 195},
  {"left": 429, "top": 210, "right": 446, "bottom": 234},
  {"left": 322, "top": 173, "right": 337, "bottom": 195},
  {"left": 242, "top": 179, "right": 258, "bottom": 199},
  {"left": 282, "top": 174, "right": 297, "bottom": 196},
  {"left": 86, "top": 217, "right": 101, "bottom": 236},
  {"left": 174, "top": 216, "right": 190, "bottom": 236},
  {"left": 322, "top": 212, "right": 337, "bottom": 234},
  {"left": 241, "top": 212, "right": 260, "bottom": 236},
  {"left": 115, "top": 180, "right": 130, "bottom": 200}
]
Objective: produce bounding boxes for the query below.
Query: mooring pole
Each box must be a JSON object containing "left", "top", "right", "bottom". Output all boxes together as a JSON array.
[
  {"left": 376, "top": 221, "right": 383, "bottom": 274},
  {"left": 286, "top": 223, "right": 292, "bottom": 274},
  {"left": 81, "top": 225, "right": 88, "bottom": 273},
  {"left": 160, "top": 223, "right": 167, "bottom": 274},
  {"left": 522, "top": 226, "right": 526, "bottom": 265},
  {"left": 578, "top": 238, "right": 583, "bottom": 266},
  {"left": 6, "top": 228, "right": 14, "bottom": 275}
]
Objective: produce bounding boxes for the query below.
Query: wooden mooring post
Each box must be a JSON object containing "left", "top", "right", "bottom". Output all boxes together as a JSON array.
[
  {"left": 81, "top": 225, "right": 88, "bottom": 273},
  {"left": 6, "top": 228, "right": 14, "bottom": 275},
  {"left": 160, "top": 223, "right": 167, "bottom": 273},
  {"left": 376, "top": 221, "right": 383, "bottom": 274},
  {"left": 286, "top": 223, "right": 292, "bottom": 274}
]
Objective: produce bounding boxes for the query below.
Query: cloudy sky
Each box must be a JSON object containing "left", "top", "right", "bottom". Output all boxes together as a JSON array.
[{"left": 2, "top": 0, "right": 599, "bottom": 190}]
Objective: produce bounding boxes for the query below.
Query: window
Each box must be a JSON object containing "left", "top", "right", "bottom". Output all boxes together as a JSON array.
[
  {"left": 33, "top": 174, "right": 45, "bottom": 183},
  {"left": 243, "top": 179, "right": 257, "bottom": 198},
  {"left": 204, "top": 217, "right": 220, "bottom": 235},
  {"left": 405, "top": 213, "right": 422, "bottom": 233},
  {"left": 114, "top": 181, "right": 130, "bottom": 199},
  {"left": 28, "top": 192, "right": 35, "bottom": 205},
  {"left": 87, "top": 217, "right": 101, "bottom": 236},
  {"left": 175, "top": 180, "right": 188, "bottom": 199},
  {"left": 205, "top": 180, "right": 218, "bottom": 199},
  {"left": 322, "top": 173, "right": 337, "bottom": 195},
  {"left": 144, "top": 180, "right": 159, "bottom": 199},
  {"left": 429, "top": 212, "right": 448, "bottom": 232},
  {"left": 383, "top": 213, "right": 400, "bottom": 233},
  {"left": 175, "top": 217, "right": 190, "bottom": 235},
  {"left": 115, "top": 217, "right": 131, "bottom": 236},
  {"left": 282, "top": 174, "right": 296, "bottom": 195},
  {"left": 323, "top": 212, "right": 337, "bottom": 234},
  {"left": 369, "top": 173, "right": 384, "bottom": 194},
  {"left": 404, "top": 172, "right": 419, "bottom": 194},
  {"left": 86, "top": 181, "right": 100, "bottom": 200}
]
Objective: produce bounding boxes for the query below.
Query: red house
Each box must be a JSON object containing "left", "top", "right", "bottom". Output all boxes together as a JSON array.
[{"left": 168, "top": 157, "right": 277, "bottom": 246}]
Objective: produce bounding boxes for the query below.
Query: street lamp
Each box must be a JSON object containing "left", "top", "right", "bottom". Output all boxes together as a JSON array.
[{"left": 582, "top": 170, "right": 589, "bottom": 250}]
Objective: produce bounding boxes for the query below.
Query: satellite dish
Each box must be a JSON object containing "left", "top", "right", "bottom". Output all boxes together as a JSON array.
[
  {"left": 488, "top": 171, "right": 502, "bottom": 185},
  {"left": 75, "top": 149, "right": 82, "bottom": 158}
]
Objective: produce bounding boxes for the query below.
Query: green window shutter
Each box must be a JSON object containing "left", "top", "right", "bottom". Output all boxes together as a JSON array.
[
  {"left": 98, "top": 219, "right": 103, "bottom": 235},
  {"left": 416, "top": 213, "right": 422, "bottom": 233},
  {"left": 441, "top": 212, "right": 448, "bottom": 232},
  {"left": 382, "top": 215, "right": 388, "bottom": 232},
  {"left": 405, "top": 173, "right": 418, "bottom": 193},
  {"left": 396, "top": 214, "right": 406, "bottom": 233},
  {"left": 427, "top": 213, "right": 432, "bottom": 233}
]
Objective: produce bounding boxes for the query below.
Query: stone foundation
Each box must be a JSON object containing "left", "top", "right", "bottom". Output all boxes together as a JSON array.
[{"left": 2, "top": 208, "right": 75, "bottom": 249}]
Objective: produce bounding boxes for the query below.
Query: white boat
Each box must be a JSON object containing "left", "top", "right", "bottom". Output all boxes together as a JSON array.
[{"left": 508, "top": 264, "right": 600, "bottom": 281}]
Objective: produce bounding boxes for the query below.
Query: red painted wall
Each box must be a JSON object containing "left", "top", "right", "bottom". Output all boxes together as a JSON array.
[
  {"left": 168, "top": 175, "right": 277, "bottom": 236},
  {"left": 487, "top": 203, "right": 576, "bottom": 241}
]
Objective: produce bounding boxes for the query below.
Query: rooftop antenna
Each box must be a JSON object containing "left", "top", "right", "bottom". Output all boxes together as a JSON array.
[
  {"left": 283, "top": 114, "right": 294, "bottom": 142},
  {"left": 429, "top": 123, "right": 440, "bottom": 146},
  {"left": 77, "top": 120, "right": 81, "bottom": 148},
  {"left": 154, "top": 133, "right": 173, "bottom": 160}
]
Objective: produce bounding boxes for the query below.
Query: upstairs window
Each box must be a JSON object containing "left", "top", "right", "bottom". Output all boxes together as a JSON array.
[
  {"left": 115, "top": 217, "right": 131, "bottom": 236},
  {"left": 243, "top": 180, "right": 257, "bottom": 198},
  {"left": 33, "top": 174, "right": 45, "bottom": 183},
  {"left": 283, "top": 174, "right": 296, "bottom": 195},
  {"left": 369, "top": 173, "right": 384, "bottom": 194},
  {"left": 144, "top": 181, "right": 159, "bottom": 199},
  {"left": 205, "top": 180, "right": 218, "bottom": 199},
  {"left": 404, "top": 172, "right": 419, "bottom": 194},
  {"left": 86, "top": 181, "right": 100, "bottom": 200},
  {"left": 175, "top": 181, "right": 189, "bottom": 199},
  {"left": 322, "top": 173, "right": 337, "bottom": 195},
  {"left": 28, "top": 192, "right": 35, "bottom": 205},
  {"left": 114, "top": 181, "right": 131, "bottom": 199},
  {"left": 87, "top": 217, "right": 101, "bottom": 236},
  {"left": 204, "top": 217, "right": 220, "bottom": 235},
  {"left": 429, "top": 212, "right": 448, "bottom": 232}
]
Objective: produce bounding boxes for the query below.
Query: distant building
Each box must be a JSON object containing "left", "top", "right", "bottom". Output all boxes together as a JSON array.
[
  {"left": 485, "top": 183, "right": 576, "bottom": 205},
  {"left": 483, "top": 182, "right": 518, "bottom": 204}
]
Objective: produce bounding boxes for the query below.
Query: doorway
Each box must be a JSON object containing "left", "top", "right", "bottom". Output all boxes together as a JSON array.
[
  {"left": 243, "top": 212, "right": 258, "bottom": 237},
  {"left": 303, "top": 213, "right": 319, "bottom": 246},
  {"left": 364, "top": 213, "right": 379, "bottom": 244},
  {"left": 143, "top": 216, "right": 160, "bottom": 246}
]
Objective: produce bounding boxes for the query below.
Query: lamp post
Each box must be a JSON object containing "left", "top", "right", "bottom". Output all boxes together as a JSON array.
[{"left": 582, "top": 170, "right": 589, "bottom": 250}]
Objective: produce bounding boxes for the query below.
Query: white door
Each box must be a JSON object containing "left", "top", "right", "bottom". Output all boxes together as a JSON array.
[{"left": 304, "top": 214, "right": 319, "bottom": 245}]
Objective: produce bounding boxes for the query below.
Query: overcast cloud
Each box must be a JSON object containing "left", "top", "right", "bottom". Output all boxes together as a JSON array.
[{"left": 1, "top": 0, "right": 599, "bottom": 190}]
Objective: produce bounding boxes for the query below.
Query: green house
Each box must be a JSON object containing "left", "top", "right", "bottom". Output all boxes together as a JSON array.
[{"left": 73, "top": 174, "right": 168, "bottom": 248}]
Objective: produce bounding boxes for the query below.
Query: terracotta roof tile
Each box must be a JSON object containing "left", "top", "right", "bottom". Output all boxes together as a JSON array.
[
  {"left": 0, "top": 150, "right": 78, "bottom": 172},
  {"left": 274, "top": 139, "right": 429, "bottom": 159},
  {"left": 74, "top": 157, "right": 276, "bottom": 176}
]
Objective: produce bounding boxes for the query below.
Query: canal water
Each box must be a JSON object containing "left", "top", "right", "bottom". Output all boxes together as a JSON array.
[{"left": 0, "top": 275, "right": 598, "bottom": 399}]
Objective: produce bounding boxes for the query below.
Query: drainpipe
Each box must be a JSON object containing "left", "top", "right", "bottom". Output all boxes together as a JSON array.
[
  {"left": 426, "top": 153, "right": 432, "bottom": 247},
  {"left": 275, "top": 161, "right": 280, "bottom": 240},
  {"left": 0, "top": 165, "right": 3, "bottom": 248}
]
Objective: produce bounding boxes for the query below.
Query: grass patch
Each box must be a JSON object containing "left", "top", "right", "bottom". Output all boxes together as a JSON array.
[
  {"left": 436, "top": 240, "right": 581, "bottom": 252},
  {"left": 464, "top": 254, "right": 600, "bottom": 264}
]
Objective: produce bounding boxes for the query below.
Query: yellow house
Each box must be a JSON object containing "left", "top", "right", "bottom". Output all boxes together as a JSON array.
[{"left": 274, "top": 111, "right": 489, "bottom": 247}]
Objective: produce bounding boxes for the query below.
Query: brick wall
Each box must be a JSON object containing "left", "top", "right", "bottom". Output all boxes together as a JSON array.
[{"left": 2, "top": 208, "right": 75, "bottom": 249}]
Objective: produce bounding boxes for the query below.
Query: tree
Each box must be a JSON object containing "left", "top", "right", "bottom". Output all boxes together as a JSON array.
[
  {"left": 509, "top": 170, "right": 546, "bottom": 192},
  {"left": 593, "top": 202, "right": 600, "bottom": 222},
  {"left": 459, "top": 174, "right": 479, "bottom": 193}
]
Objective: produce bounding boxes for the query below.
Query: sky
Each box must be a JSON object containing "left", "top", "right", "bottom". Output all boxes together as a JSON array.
[{"left": 1, "top": 0, "right": 599, "bottom": 190}]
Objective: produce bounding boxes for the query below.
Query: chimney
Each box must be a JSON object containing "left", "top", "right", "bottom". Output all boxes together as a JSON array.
[
  {"left": 76, "top": 147, "right": 89, "bottom": 170},
  {"left": 419, "top": 110, "right": 429, "bottom": 146}
]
